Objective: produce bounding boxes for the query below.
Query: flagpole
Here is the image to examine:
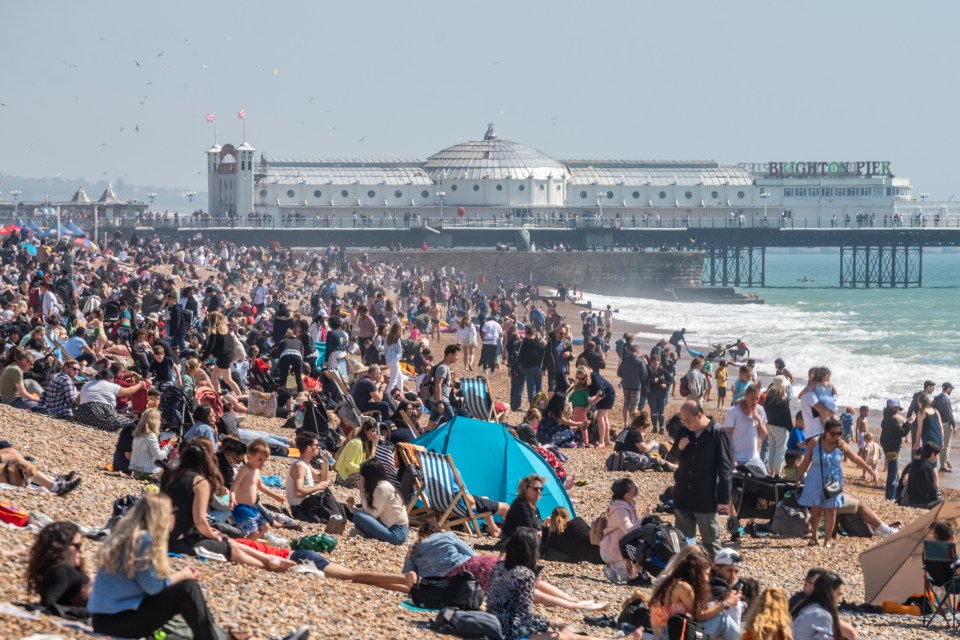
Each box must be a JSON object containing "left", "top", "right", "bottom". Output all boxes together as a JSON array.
[{"left": 214, "top": 121, "right": 218, "bottom": 145}]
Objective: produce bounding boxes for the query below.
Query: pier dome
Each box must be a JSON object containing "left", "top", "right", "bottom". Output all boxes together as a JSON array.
[{"left": 424, "top": 123, "right": 568, "bottom": 181}]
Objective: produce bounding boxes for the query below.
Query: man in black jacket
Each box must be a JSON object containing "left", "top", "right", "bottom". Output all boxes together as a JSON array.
[
  {"left": 668, "top": 400, "right": 733, "bottom": 560},
  {"left": 163, "top": 292, "right": 187, "bottom": 354},
  {"left": 517, "top": 331, "right": 545, "bottom": 406},
  {"left": 933, "top": 382, "right": 956, "bottom": 471},
  {"left": 618, "top": 344, "right": 649, "bottom": 424}
]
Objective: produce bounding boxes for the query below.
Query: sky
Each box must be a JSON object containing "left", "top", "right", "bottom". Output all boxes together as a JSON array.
[{"left": 2, "top": 1, "right": 959, "bottom": 204}]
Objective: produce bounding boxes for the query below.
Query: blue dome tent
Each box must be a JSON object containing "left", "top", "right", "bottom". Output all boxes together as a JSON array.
[{"left": 413, "top": 416, "right": 575, "bottom": 519}]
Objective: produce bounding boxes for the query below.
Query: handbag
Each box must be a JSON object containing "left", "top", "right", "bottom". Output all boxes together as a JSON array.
[
  {"left": 411, "top": 572, "right": 484, "bottom": 611},
  {"left": 667, "top": 613, "right": 704, "bottom": 640},
  {"left": 819, "top": 440, "right": 842, "bottom": 500},
  {"left": 325, "top": 514, "right": 347, "bottom": 535}
]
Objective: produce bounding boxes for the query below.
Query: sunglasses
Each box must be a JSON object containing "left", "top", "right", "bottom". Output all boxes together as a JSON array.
[
  {"left": 826, "top": 430, "right": 842, "bottom": 437},
  {"left": 70, "top": 542, "right": 84, "bottom": 551},
  {"left": 529, "top": 486, "right": 544, "bottom": 493}
]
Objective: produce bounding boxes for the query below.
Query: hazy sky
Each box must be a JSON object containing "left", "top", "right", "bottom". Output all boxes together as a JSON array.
[{"left": 2, "top": 1, "right": 959, "bottom": 200}]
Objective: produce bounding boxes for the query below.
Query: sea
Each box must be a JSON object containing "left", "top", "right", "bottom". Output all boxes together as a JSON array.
[{"left": 585, "top": 247, "right": 960, "bottom": 410}]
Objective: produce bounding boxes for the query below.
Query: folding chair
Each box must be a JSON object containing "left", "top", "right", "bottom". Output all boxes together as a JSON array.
[
  {"left": 922, "top": 540, "right": 960, "bottom": 630},
  {"left": 459, "top": 376, "right": 493, "bottom": 420},
  {"left": 397, "top": 447, "right": 492, "bottom": 536},
  {"left": 322, "top": 368, "right": 377, "bottom": 436}
]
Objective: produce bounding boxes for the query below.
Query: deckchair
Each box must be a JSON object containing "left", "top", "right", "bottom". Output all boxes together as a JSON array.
[
  {"left": 459, "top": 376, "right": 493, "bottom": 421},
  {"left": 398, "top": 408, "right": 422, "bottom": 437},
  {"left": 397, "top": 446, "right": 492, "bottom": 536},
  {"left": 322, "top": 368, "right": 377, "bottom": 436}
]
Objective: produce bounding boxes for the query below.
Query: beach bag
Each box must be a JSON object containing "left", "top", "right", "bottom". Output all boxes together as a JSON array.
[
  {"left": 605, "top": 451, "right": 648, "bottom": 472},
  {"left": 618, "top": 596, "right": 652, "bottom": 631},
  {"left": 411, "top": 572, "right": 484, "bottom": 611},
  {"left": 620, "top": 517, "right": 686, "bottom": 576},
  {"left": 296, "top": 487, "right": 346, "bottom": 524},
  {"left": 589, "top": 515, "right": 608, "bottom": 545},
  {"left": 667, "top": 614, "right": 705, "bottom": 640},
  {"left": 770, "top": 503, "right": 811, "bottom": 537},
  {"left": 679, "top": 375, "right": 690, "bottom": 397},
  {"left": 433, "top": 607, "right": 504, "bottom": 640},
  {"left": 229, "top": 333, "right": 247, "bottom": 363},
  {"left": 290, "top": 533, "right": 338, "bottom": 553},
  {"left": 248, "top": 389, "right": 278, "bottom": 418},
  {"left": 837, "top": 512, "right": 873, "bottom": 538}
]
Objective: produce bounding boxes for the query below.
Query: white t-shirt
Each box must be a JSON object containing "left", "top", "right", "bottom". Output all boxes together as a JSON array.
[
  {"left": 79, "top": 380, "right": 121, "bottom": 406},
  {"left": 800, "top": 391, "right": 823, "bottom": 439},
  {"left": 481, "top": 320, "right": 503, "bottom": 346},
  {"left": 723, "top": 403, "right": 767, "bottom": 465},
  {"left": 456, "top": 324, "right": 478, "bottom": 346}
]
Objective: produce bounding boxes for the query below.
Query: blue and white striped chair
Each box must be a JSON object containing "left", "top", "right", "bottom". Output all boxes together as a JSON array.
[
  {"left": 398, "top": 447, "right": 491, "bottom": 536},
  {"left": 459, "top": 376, "right": 493, "bottom": 421}
]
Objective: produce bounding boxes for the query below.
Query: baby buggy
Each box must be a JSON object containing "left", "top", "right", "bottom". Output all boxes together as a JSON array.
[{"left": 727, "top": 465, "right": 802, "bottom": 534}]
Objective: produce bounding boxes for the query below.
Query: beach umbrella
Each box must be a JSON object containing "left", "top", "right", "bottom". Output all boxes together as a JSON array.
[
  {"left": 0, "top": 223, "right": 20, "bottom": 236},
  {"left": 860, "top": 501, "right": 960, "bottom": 604},
  {"left": 73, "top": 237, "right": 99, "bottom": 251},
  {"left": 20, "top": 242, "right": 37, "bottom": 257},
  {"left": 64, "top": 222, "right": 86, "bottom": 236}
]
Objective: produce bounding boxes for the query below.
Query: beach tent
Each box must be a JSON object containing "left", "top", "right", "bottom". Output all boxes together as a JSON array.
[
  {"left": 20, "top": 242, "right": 37, "bottom": 257},
  {"left": 63, "top": 222, "right": 86, "bottom": 237},
  {"left": 860, "top": 501, "right": 960, "bottom": 604},
  {"left": 413, "top": 415, "right": 575, "bottom": 519}
]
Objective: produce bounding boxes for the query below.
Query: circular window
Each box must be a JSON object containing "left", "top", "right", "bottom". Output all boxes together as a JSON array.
[
  {"left": 286, "top": 189, "right": 295, "bottom": 198},
  {"left": 421, "top": 190, "right": 429, "bottom": 198},
  {"left": 711, "top": 190, "right": 719, "bottom": 199},
  {"left": 496, "top": 184, "right": 503, "bottom": 191},
  {"left": 394, "top": 190, "right": 402, "bottom": 198},
  {"left": 684, "top": 191, "right": 693, "bottom": 199},
  {"left": 450, "top": 184, "right": 458, "bottom": 191},
  {"left": 606, "top": 191, "right": 614, "bottom": 199},
  {"left": 659, "top": 191, "right": 667, "bottom": 199},
  {"left": 258, "top": 189, "right": 267, "bottom": 198},
  {"left": 580, "top": 191, "right": 587, "bottom": 199},
  {"left": 367, "top": 190, "right": 376, "bottom": 198},
  {"left": 539, "top": 184, "right": 545, "bottom": 191},
  {"left": 341, "top": 190, "right": 349, "bottom": 198},
  {"left": 737, "top": 191, "right": 745, "bottom": 199},
  {"left": 519, "top": 185, "right": 525, "bottom": 191},
  {"left": 313, "top": 190, "right": 322, "bottom": 198},
  {"left": 473, "top": 184, "right": 480, "bottom": 191},
  {"left": 556, "top": 185, "right": 561, "bottom": 191},
  {"left": 632, "top": 191, "right": 640, "bottom": 199}
]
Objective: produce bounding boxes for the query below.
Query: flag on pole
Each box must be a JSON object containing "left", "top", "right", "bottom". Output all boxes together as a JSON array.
[
  {"left": 205, "top": 112, "right": 217, "bottom": 122},
  {"left": 237, "top": 109, "right": 246, "bottom": 120}
]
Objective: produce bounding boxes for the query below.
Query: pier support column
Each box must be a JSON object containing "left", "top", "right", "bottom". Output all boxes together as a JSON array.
[
  {"left": 702, "top": 246, "right": 765, "bottom": 287},
  {"left": 839, "top": 245, "right": 923, "bottom": 288}
]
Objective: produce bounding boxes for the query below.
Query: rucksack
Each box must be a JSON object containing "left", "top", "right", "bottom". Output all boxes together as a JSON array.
[
  {"left": 418, "top": 365, "right": 438, "bottom": 403},
  {"left": 589, "top": 515, "right": 607, "bottom": 545},
  {"left": 770, "top": 503, "right": 811, "bottom": 537},
  {"left": 679, "top": 374, "right": 690, "bottom": 397},
  {"left": 411, "top": 572, "right": 484, "bottom": 611},
  {"left": 605, "top": 451, "right": 648, "bottom": 472},
  {"left": 433, "top": 607, "right": 504, "bottom": 640},
  {"left": 620, "top": 517, "right": 686, "bottom": 576}
]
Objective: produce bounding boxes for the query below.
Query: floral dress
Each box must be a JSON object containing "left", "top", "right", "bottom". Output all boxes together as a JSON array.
[{"left": 486, "top": 563, "right": 549, "bottom": 640}]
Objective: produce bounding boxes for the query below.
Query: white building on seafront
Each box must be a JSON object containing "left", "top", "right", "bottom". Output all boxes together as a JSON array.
[{"left": 207, "top": 124, "right": 955, "bottom": 227}]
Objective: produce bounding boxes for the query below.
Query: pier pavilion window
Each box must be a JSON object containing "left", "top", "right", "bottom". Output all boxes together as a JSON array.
[
  {"left": 821, "top": 188, "right": 831, "bottom": 197},
  {"left": 286, "top": 190, "right": 295, "bottom": 198},
  {"left": 451, "top": 185, "right": 458, "bottom": 191},
  {"left": 421, "top": 190, "right": 429, "bottom": 198},
  {"left": 314, "top": 190, "right": 322, "bottom": 198},
  {"left": 632, "top": 191, "right": 640, "bottom": 199},
  {"left": 259, "top": 189, "right": 267, "bottom": 198},
  {"left": 341, "top": 190, "right": 349, "bottom": 198},
  {"left": 737, "top": 191, "right": 745, "bottom": 199},
  {"left": 497, "top": 184, "right": 503, "bottom": 191},
  {"left": 659, "top": 191, "right": 667, "bottom": 199},
  {"left": 684, "top": 191, "right": 692, "bottom": 199},
  {"left": 606, "top": 191, "right": 613, "bottom": 199},
  {"left": 580, "top": 190, "right": 587, "bottom": 199},
  {"left": 367, "top": 190, "right": 376, "bottom": 198},
  {"left": 394, "top": 190, "right": 402, "bottom": 198},
  {"left": 539, "top": 185, "right": 545, "bottom": 191},
  {"left": 808, "top": 188, "right": 819, "bottom": 197},
  {"left": 711, "top": 190, "right": 719, "bottom": 199},
  {"left": 519, "top": 185, "right": 525, "bottom": 191},
  {"left": 473, "top": 185, "right": 480, "bottom": 191}
]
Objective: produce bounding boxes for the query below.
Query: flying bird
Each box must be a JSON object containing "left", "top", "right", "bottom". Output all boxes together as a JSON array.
[
  {"left": 358, "top": 136, "right": 367, "bottom": 143},
  {"left": 135, "top": 125, "right": 140, "bottom": 133},
  {"left": 135, "top": 60, "right": 140, "bottom": 68},
  {"left": 0, "top": 103, "right": 6, "bottom": 107},
  {"left": 157, "top": 50, "right": 164, "bottom": 57}
]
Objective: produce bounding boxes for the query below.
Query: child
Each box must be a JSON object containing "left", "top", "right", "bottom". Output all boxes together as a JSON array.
[
  {"left": 715, "top": 360, "right": 728, "bottom": 409},
  {"left": 702, "top": 358, "right": 714, "bottom": 402},
  {"left": 786, "top": 411, "right": 807, "bottom": 455},
  {"left": 856, "top": 405, "right": 869, "bottom": 456},
  {"left": 861, "top": 432, "right": 882, "bottom": 481},
  {"left": 731, "top": 365, "right": 752, "bottom": 403},
  {"left": 231, "top": 438, "right": 285, "bottom": 540},
  {"left": 782, "top": 450, "right": 803, "bottom": 481},
  {"left": 840, "top": 406, "right": 855, "bottom": 443},
  {"left": 567, "top": 379, "right": 591, "bottom": 445},
  {"left": 146, "top": 387, "right": 160, "bottom": 412}
]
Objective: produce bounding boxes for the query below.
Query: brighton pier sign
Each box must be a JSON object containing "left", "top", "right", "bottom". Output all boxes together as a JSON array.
[{"left": 739, "top": 161, "right": 891, "bottom": 178}]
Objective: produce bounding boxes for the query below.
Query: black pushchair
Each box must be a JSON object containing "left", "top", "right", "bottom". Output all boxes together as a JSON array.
[
  {"left": 159, "top": 382, "right": 196, "bottom": 436},
  {"left": 728, "top": 465, "right": 802, "bottom": 533}
]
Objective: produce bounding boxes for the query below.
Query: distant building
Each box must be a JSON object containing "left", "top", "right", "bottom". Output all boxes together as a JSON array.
[{"left": 207, "top": 124, "right": 954, "bottom": 226}]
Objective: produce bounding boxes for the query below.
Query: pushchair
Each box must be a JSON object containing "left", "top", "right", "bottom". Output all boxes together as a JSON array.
[
  {"left": 159, "top": 382, "right": 196, "bottom": 436},
  {"left": 248, "top": 358, "right": 280, "bottom": 393},
  {"left": 727, "top": 465, "right": 802, "bottom": 534}
]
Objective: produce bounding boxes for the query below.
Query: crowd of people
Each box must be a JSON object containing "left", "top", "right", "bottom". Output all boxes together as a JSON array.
[{"left": 0, "top": 227, "right": 955, "bottom": 640}]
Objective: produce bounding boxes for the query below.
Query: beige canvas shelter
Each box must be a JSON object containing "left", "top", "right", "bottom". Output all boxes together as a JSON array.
[{"left": 860, "top": 501, "right": 960, "bottom": 604}]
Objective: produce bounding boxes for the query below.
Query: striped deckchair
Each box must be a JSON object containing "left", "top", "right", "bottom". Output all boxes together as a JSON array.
[
  {"left": 397, "top": 446, "right": 491, "bottom": 536},
  {"left": 459, "top": 376, "right": 493, "bottom": 421}
]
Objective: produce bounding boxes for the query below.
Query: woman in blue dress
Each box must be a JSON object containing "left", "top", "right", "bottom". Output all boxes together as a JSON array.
[{"left": 795, "top": 418, "right": 878, "bottom": 547}]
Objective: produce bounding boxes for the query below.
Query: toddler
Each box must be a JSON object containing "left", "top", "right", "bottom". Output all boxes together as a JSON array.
[
  {"left": 715, "top": 360, "right": 728, "bottom": 409},
  {"left": 856, "top": 405, "right": 869, "bottom": 456},
  {"left": 731, "top": 365, "right": 752, "bottom": 403},
  {"left": 232, "top": 438, "right": 285, "bottom": 540},
  {"left": 567, "top": 380, "right": 591, "bottom": 445},
  {"left": 861, "top": 432, "right": 882, "bottom": 481},
  {"left": 782, "top": 450, "right": 803, "bottom": 481}
]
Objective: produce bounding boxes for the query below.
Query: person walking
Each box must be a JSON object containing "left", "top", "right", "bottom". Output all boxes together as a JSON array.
[
  {"left": 932, "top": 382, "right": 955, "bottom": 471},
  {"left": 682, "top": 357, "right": 707, "bottom": 403},
  {"left": 542, "top": 326, "right": 574, "bottom": 394},
  {"left": 668, "top": 400, "right": 733, "bottom": 559},
  {"left": 879, "top": 398, "right": 910, "bottom": 500},
  {"left": 764, "top": 376, "right": 793, "bottom": 476}
]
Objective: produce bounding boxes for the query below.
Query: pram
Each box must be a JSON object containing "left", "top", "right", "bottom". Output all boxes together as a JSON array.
[
  {"left": 159, "top": 382, "right": 196, "bottom": 436},
  {"left": 727, "top": 465, "right": 803, "bottom": 533},
  {"left": 248, "top": 358, "right": 280, "bottom": 393}
]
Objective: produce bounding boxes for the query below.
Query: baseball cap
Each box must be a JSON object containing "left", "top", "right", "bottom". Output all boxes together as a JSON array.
[
  {"left": 713, "top": 548, "right": 745, "bottom": 566},
  {"left": 886, "top": 398, "right": 901, "bottom": 409},
  {"left": 925, "top": 380, "right": 936, "bottom": 388},
  {"left": 944, "top": 382, "right": 955, "bottom": 390}
]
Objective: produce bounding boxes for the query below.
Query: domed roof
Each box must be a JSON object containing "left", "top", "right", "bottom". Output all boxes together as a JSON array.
[{"left": 424, "top": 124, "right": 568, "bottom": 181}]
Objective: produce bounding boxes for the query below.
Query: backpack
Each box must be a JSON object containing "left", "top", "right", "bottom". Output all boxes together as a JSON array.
[
  {"left": 770, "top": 503, "right": 811, "bottom": 537},
  {"left": 418, "top": 365, "right": 438, "bottom": 403},
  {"left": 229, "top": 332, "right": 247, "bottom": 362},
  {"left": 507, "top": 341, "right": 523, "bottom": 377},
  {"left": 411, "top": 572, "right": 484, "bottom": 611},
  {"left": 433, "top": 607, "right": 504, "bottom": 640},
  {"left": 679, "top": 374, "right": 690, "bottom": 397},
  {"left": 589, "top": 515, "right": 607, "bottom": 545},
  {"left": 619, "top": 516, "right": 686, "bottom": 576},
  {"left": 605, "top": 451, "right": 648, "bottom": 472},
  {"left": 837, "top": 512, "right": 873, "bottom": 538}
]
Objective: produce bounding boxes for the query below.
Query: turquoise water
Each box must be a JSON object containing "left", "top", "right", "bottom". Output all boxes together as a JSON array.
[{"left": 585, "top": 248, "right": 960, "bottom": 408}]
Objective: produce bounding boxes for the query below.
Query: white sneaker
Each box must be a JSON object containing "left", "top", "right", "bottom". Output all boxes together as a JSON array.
[
  {"left": 878, "top": 524, "right": 899, "bottom": 538},
  {"left": 291, "top": 563, "right": 325, "bottom": 578},
  {"left": 264, "top": 532, "right": 289, "bottom": 547}
]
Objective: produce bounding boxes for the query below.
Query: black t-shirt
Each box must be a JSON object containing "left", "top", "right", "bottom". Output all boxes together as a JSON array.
[
  {"left": 351, "top": 377, "right": 378, "bottom": 410},
  {"left": 218, "top": 413, "right": 240, "bottom": 437},
  {"left": 499, "top": 498, "right": 543, "bottom": 543},
  {"left": 41, "top": 563, "right": 89, "bottom": 608},
  {"left": 614, "top": 428, "right": 643, "bottom": 453},
  {"left": 906, "top": 459, "right": 939, "bottom": 505},
  {"left": 217, "top": 451, "right": 236, "bottom": 488},
  {"left": 112, "top": 425, "right": 135, "bottom": 473},
  {"left": 149, "top": 357, "right": 176, "bottom": 383}
]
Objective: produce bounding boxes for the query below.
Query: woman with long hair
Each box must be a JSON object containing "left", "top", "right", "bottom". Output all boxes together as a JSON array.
[
  {"left": 129, "top": 408, "right": 177, "bottom": 475},
  {"left": 345, "top": 459, "right": 409, "bottom": 545},
  {"left": 455, "top": 314, "right": 478, "bottom": 371},
  {"left": 199, "top": 311, "right": 241, "bottom": 395},
  {"left": 791, "top": 572, "right": 844, "bottom": 640},
  {"left": 333, "top": 419, "right": 379, "bottom": 488},
  {"left": 384, "top": 322, "right": 405, "bottom": 394},
  {"left": 648, "top": 546, "right": 739, "bottom": 640},
  {"left": 486, "top": 528, "right": 639, "bottom": 640},
  {"left": 577, "top": 365, "right": 616, "bottom": 448},
  {"left": 599, "top": 478, "right": 640, "bottom": 581},
  {"left": 26, "top": 521, "right": 91, "bottom": 609},
  {"left": 764, "top": 375, "right": 793, "bottom": 476},
  {"left": 536, "top": 393, "right": 585, "bottom": 447},
  {"left": 742, "top": 587, "right": 793, "bottom": 640}
]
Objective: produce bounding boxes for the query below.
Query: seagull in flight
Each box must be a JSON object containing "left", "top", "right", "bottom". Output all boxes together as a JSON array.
[
  {"left": 157, "top": 50, "right": 164, "bottom": 57},
  {"left": 358, "top": 136, "right": 367, "bottom": 143},
  {"left": 135, "top": 60, "right": 140, "bottom": 68},
  {"left": 135, "top": 125, "right": 140, "bottom": 133}
]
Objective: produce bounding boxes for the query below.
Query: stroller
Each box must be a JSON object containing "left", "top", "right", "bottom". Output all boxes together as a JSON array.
[
  {"left": 248, "top": 358, "right": 280, "bottom": 393},
  {"left": 294, "top": 398, "right": 344, "bottom": 454},
  {"left": 727, "top": 465, "right": 802, "bottom": 534},
  {"left": 321, "top": 367, "right": 367, "bottom": 436},
  {"left": 158, "top": 382, "right": 196, "bottom": 436}
]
